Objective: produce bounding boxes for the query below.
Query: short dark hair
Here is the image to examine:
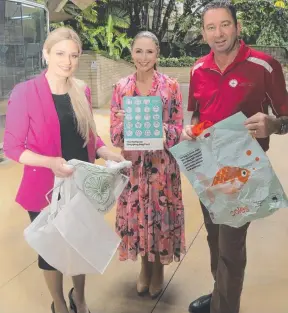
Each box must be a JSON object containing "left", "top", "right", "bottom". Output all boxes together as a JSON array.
[{"left": 202, "top": 0, "right": 238, "bottom": 27}]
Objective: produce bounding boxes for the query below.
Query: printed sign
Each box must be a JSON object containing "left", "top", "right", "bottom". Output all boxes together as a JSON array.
[
  {"left": 91, "top": 61, "right": 97, "bottom": 70},
  {"left": 123, "top": 96, "right": 163, "bottom": 151}
]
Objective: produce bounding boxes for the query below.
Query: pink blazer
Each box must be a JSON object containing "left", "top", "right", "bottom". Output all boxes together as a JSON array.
[{"left": 4, "top": 71, "right": 105, "bottom": 212}]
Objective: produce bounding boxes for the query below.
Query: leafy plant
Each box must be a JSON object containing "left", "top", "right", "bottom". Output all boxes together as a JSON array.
[
  {"left": 51, "top": 0, "right": 132, "bottom": 58},
  {"left": 97, "top": 2, "right": 130, "bottom": 29},
  {"left": 159, "top": 56, "right": 196, "bottom": 67},
  {"left": 86, "top": 15, "right": 132, "bottom": 58},
  {"left": 123, "top": 55, "right": 196, "bottom": 67},
  {"left": 234, "top": 0, "right": 288, "bottom": 46},
  {"left": 64, "top": 1, "right": 100, "bottom": 23}
]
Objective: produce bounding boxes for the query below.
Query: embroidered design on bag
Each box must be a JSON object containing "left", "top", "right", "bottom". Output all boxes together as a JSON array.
[{"left": 77, "top": 164, "right": 116, "bottom": 210}]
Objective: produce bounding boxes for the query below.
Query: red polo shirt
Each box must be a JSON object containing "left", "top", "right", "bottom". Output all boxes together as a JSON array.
[{"left": 188, "top": 40, "right": 288, "bottom": 151}]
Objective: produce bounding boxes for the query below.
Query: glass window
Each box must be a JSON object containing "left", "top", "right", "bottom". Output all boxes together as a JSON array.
[
  {"left": 22, "top": 2, "right": 47, "bottom": 79},
  {"left": 0, "top": 0, "right": 47, "bottom": 110},
  {"left": 0, "top": 0, "right": 24, "bottom": 108},
  {"left": 0, "top": 0, "right": 48, "bottom": 147}
]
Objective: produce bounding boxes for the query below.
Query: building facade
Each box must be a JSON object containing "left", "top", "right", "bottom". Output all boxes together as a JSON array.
[{"left": 0, "top": 0, "right": 48, "bottom": 153}]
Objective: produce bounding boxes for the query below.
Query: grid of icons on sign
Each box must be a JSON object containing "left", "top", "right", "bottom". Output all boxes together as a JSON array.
[{"left": 123, "top": 96, "right": 163, "bottom": 139}]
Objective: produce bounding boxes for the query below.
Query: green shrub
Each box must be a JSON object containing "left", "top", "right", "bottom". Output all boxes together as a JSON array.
[
  {"left": 121, "top": 55, "right": 196, "bottom": 67},
  {"left": 159, "top": 56, "right": 196, "bottom": 67},
  {"left": 122, "top": 55, "right": 132, "bottom": 62}
]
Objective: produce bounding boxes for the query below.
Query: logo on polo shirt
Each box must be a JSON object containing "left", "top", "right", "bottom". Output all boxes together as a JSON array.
[{"left": 229, "top": 79, "right": 238, "bottom": 88}]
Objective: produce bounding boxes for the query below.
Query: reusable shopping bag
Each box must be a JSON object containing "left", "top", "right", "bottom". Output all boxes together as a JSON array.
[
  {"left": 24, "top": 160, "right": 131, "bottom": 275},
  {"left": 170, "top": 112, "right": 288, "bottom": 228}
]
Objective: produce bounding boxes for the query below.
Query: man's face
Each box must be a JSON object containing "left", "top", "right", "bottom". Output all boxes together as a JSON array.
[{"left": 202, "top": 8, "right": 241, "bottom": 54}]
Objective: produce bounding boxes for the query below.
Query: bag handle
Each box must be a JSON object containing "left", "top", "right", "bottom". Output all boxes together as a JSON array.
[
  {"left": 45, "top": 176, "right": 73, "bottom": 219},
  {"left": 45, "top": 177, "right": 64, "bottom": 205},
  {"left": 45, "top": 164, "right": 76, "bottom": 206}
]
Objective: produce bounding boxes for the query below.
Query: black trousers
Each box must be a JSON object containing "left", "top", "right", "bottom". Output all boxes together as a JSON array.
[{"left": 28, "top": 211, "right": 56, "bottom": 271}]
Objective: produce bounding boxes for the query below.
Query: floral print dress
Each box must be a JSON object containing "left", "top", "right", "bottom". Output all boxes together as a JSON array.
[{"left": 110, "top": 71, "right": 185, "bottom": 265}]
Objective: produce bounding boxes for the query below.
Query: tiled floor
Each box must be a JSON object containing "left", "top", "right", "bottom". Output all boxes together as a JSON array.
[{"left": 0, "top": 110, "right": 287, "bottom": 313}]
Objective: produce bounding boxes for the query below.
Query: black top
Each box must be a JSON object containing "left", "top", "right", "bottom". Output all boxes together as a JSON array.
[{"left": 52, "top": 93, "right": 89, "bottom": 162}]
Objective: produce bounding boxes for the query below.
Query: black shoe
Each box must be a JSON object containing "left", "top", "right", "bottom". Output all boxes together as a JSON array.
[
  {"left": 69, "top": 288, "right": 91, "bottom": 313},
  {"left": 188, "top": 294, "right": 212, "bottom": 313}
]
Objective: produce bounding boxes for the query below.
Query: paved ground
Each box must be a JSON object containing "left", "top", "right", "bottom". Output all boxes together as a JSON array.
[{"left": 0, "top": 109, "right": 288, "bottom": 313}]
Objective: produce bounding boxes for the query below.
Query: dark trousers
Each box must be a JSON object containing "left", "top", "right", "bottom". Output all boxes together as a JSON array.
[{"left": 201, "top": 203, "right": 250, "bottom": 313}]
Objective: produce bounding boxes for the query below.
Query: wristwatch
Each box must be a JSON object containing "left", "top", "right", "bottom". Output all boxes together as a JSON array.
[{"left": 276, "top": 117, "right": 288, "bottom": 134}]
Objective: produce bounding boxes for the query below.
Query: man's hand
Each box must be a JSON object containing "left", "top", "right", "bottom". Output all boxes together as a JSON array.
[
  {"left": 244, "top": 112, "right": 281, "bottom": 138},
  {"left": 181, "top": 125, "right": 197, "bottom": 141}
]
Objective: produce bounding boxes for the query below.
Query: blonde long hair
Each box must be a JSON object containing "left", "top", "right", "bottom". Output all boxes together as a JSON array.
[{"left": 43, "top": 27, "right": 97, "bottom": 146}]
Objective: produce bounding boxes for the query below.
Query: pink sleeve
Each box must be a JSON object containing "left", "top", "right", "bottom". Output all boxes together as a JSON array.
[
  {"left": 3, "top": 83, "right": 29, "bottom": 162},
  {"left": 110, "top": 83, "right": 124, "bottom": 148},
  {"left": 164, "top": 80, "right": 183, "bottom": 149},
  {"left": 96, "top": 136, "right": 105, "bottom": 149}
]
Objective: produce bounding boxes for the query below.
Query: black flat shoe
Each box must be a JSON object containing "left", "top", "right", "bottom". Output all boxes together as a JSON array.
[
  {"left": 188, "top": 293, "right": 212, "bottom": 313},
  {"left": 51, "top": 302, "right": 55, "bottom": 313},
  {"left": 69, "top": 288, "right": 91, "bottom": 313}
]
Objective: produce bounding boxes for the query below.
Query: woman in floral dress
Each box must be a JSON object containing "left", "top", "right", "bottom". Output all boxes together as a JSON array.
[{"left": 110, "top": 31, "right": 185, "bottom": 299}]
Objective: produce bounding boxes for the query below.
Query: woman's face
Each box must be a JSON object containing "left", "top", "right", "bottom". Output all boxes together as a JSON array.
[
  {"left": 44, "top": 39, "right": 80, "bottom": 78},
  {"left": 131, "top": 37, "right": 158, "bottom": 72}
]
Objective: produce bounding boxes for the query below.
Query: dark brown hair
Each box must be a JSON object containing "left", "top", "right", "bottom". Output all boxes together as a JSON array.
[
  {"left": 202, "top": 0, "right": 238, "bottom": 28},
  {"left": 131, "top": 31, "right": 160, "bottom": 70}
]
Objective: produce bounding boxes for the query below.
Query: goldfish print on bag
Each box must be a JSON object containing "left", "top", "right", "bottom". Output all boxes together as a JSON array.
[
  {"left": 196, "top": 166, "right": 251, "bottom": 204},
  {"left": 212, "top": 166, "right": 251, "bottom": 191}
]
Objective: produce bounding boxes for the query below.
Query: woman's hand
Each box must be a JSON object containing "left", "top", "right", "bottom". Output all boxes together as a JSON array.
[
  {"left": 48, "top": 157, "right": 74, "bottom": 178},
  {"left": 97, "top": 146, "right": 125, "bottom": 162},
  {"left": 163, "top": 123, "right": 168, "bottom": 142},
  {"left": 115, "top": 109, "right": 125, "bottom": 122},
  {"left": 108, "top": 151, "right": 125, "bottom": 162}
]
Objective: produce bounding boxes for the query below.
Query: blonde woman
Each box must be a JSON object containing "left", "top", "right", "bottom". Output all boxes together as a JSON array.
[{"left": 4, "top": 27, "right": 124, "bottom": 313}]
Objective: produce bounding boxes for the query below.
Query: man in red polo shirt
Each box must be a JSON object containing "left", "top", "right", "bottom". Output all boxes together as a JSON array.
[{"left": 182, "top": 1, "right": 288, "bottom": 313}]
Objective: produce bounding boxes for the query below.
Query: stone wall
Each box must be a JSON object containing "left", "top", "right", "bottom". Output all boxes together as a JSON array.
[
  {"left": 76, "top": 51, "right": 288, "bottom": 108},
  {"left": 75, "top": 52, "right": 193, "bottom": 108},
  {"left": 75, "top": 52, "right": 134, "bottom": 108}
]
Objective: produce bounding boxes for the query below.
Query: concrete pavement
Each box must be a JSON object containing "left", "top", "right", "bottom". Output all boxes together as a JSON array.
[{"left": 0, "top": 109, "right": 287, "bottom": 313}]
